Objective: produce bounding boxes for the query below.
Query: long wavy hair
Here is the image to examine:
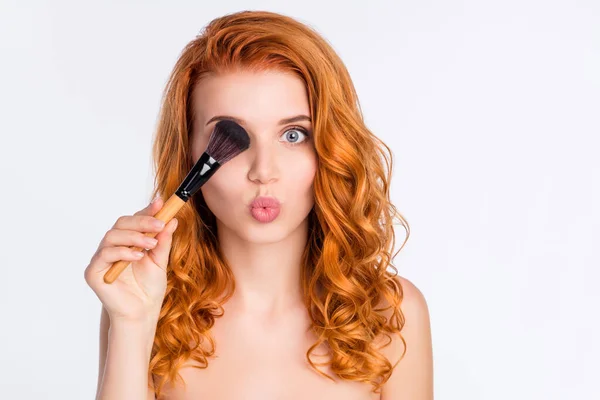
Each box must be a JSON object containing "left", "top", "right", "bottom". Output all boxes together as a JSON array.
[{"left": 147, "top": 10, "right": 410, "bottom": 397}]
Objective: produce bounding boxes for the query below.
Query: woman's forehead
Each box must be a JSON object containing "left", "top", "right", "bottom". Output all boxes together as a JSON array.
[{"left": 191, "top": 70, "right": 311, "bottom": 127}]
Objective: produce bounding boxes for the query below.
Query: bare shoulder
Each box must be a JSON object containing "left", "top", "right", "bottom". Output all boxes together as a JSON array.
[
  {"left": 377, "top": 275, "right": 434, "bottom": 400},
  {"left": 394, "top": 275, "right": 431, "bottom": 329}
]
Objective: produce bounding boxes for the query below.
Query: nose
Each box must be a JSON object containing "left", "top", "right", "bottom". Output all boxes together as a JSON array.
[{"left": 246, "top": 136, "right": 279, "bottom": 185}]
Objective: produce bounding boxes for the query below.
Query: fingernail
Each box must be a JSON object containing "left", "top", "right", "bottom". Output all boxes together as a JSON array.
[
  {"left": 172, "top": 218, "right": 178, "bottom": 229},
  {"left": 151, "top": 195, "right": 160, "bottom": 204}
]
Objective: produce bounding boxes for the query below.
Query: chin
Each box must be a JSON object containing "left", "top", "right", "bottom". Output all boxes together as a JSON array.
[{"left": 235, "top": 224, "right": 291, "bottom": 244}]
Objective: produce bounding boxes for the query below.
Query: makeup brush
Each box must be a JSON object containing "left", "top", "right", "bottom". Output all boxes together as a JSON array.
[{"left": 103, "top": 120, "right": 250, "bottom": 284}]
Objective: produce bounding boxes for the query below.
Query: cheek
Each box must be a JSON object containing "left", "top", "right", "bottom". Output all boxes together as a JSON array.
[
  {"left": 283, "top": 153, "right": 317, "bottom": 210},
  {"left": 288, "top": 152, "right": 317, "bottom": 188},
  {"left": 199, "top": 167, "right": 242, "bottom": 208},
  {"left": 190, "top": 134, "right": 203, "bottom": 159},
  {"left": 198, "top": 156, "right": 251, "bottom": 219}
]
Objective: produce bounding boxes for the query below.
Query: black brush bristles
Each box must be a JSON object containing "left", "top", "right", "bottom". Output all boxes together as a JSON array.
[
  {"left": 175, "top": 120, "right": 250, "bottom": 201},
  {"left": 206, "top": 120, "right": 251, "bottom": 164}
]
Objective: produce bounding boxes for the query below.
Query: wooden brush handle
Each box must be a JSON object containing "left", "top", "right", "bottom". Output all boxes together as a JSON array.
[{"left": 103, "top": 193, "right": 186, "bottom": 284}]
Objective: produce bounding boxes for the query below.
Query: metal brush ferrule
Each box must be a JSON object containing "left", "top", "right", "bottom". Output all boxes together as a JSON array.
[{"left": 175, "top": 152, "right": 222, "bottom": 202}]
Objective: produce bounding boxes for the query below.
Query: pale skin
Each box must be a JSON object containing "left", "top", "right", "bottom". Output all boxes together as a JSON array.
[{"left": 93, "top": 69, "right": 433, "bottom": 399}]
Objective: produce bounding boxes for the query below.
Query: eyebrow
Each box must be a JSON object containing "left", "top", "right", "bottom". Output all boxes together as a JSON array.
[{"left": 205, "top": 114, "right": 311, "bottom": 126}]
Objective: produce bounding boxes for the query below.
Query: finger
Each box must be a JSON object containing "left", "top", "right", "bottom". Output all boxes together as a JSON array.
[
  {"left": 87, "top": 245, "right": 145, "bottom": 275},
  {"left": 103, "top": 229, "right": 158, "bottom": 250},
  {"left": 147, "top": 217, "right": 178, "bottom": 270},
  {"left": 111, "top": 214, "right": 166, "bottom": 233},
  {"left": 134, "top": 196, "right": 163, "bottom": 217}
]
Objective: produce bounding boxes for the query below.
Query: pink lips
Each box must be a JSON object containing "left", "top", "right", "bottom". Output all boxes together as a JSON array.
[{"left": 249, "top": 196, "right": 281, "bottom": 223}]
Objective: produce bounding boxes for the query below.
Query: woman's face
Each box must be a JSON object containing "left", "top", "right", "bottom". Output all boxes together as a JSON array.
[{"left": 189, "top": 69, "right": 317, "bottom": 244}]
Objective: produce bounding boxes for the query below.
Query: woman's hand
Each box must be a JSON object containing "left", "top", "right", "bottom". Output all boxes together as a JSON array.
[{"left": 84, "top": 197, "right": 178, "bottom": 324}]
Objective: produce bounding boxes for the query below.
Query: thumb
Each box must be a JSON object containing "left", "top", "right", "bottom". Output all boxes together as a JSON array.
[
  {"left": 135, "top": 195, "right": 163, "bottom": 217},
  {"left": 147, "top": 217, "right": 178, "bottom": 271}
]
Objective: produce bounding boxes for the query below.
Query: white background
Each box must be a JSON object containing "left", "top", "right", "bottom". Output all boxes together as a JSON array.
[{"left": 0, "top": 1, "right": 598, "bottom": 399}]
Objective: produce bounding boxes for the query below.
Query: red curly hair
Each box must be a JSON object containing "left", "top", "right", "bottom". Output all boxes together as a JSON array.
[{"left": 147, "top": 10, "right": 410, "bottom": 397}]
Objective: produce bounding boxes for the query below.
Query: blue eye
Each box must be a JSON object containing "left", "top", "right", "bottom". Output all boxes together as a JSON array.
[{"left": 280, "top": 126, "right": 310, "bottom": 146}]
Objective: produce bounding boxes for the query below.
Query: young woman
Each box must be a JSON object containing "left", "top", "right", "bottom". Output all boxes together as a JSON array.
[{"left": 85, "top": 10, "right": 433, "bottom": 400}]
